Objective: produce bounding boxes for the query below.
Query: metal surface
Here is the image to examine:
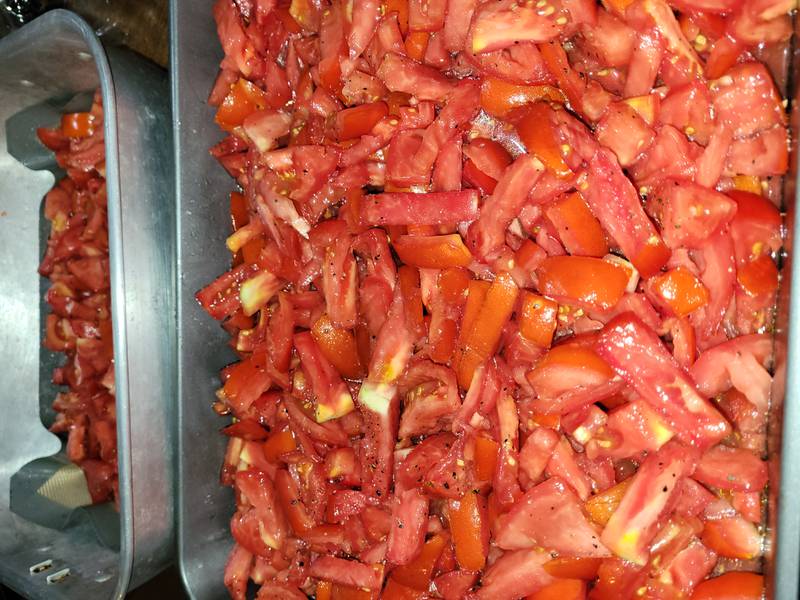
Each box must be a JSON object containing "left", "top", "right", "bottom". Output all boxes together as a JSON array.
[
  {"left": 172, "top": 1, "right": 237, "bottom": 597},
  {"left": 0, "top": 10, "right": 175, "bottom": 599},
  {"left": 171, "top": 2, "right": 800, "bottom": 598}
]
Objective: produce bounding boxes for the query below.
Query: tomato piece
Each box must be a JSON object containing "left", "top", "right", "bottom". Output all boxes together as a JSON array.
[
  {"left": 545, "top": 192, "right": 609, "bottom": 258},
  {"left": 474, "top": 435, "right": 500, "bottom": 481},
  {"left": 404, "top": 31, "right": 430, "bottom": 61},
  {"left": 463, "top": 137, "right": 512, "bottom": 182},
  {"left": 480, "top": 78, "right": 566, "bottom": 117},
  {"left": 294, "top": 331, "right": 356, "bottom": 422},
  {"left": 409, "top": 0, "right": 445, "bottom": 31},
  {"left": 536, "top": 256, "right": 628, "bottom": 311},
  {"left": 455, "top": 272, "right": 519, "bottom": 388},
  {"left": 215, "top": 78, "right": 269, "bottom": 132},
  {"left": 377, "top": 52, "right": 454, "bottom": 102},
  {"left": 583, "top": 149, "right": 670, "bottom": 278},
  {"left": 335, "top": 102, "right": 389, "bottom": 141},
  {"left": 393, "top": 234, "right": 474, "bottom": 268},
  {"left": 647, "top": 179, "right": 737, "bottom": 249},
  {"left": 311, "top": 314, "right": 365, "bottom": 379},
  {"left": 474, "top": 549, "right": 555, "bottom": 599},
  {"left": 648, "top": 267, "right": 710, "bottom": 318},
  {"left": 597, "top": 313, "right": 730, "bottom": 448},
  {"left": 61, "top": 112, "right": 95, "bottom": 138},
  {"left": 362, "top": 190, "right": 478, "bottom": 226},
  {"left": 515, "top": 103, "right": 573, "bottom": 178},
  {"left": 517, "top": 292, "right": 558, "bottom": 349},
  {"left": 221, "top": 419, "right": 269, "bottom": 441},
  {"left": 382, "top": 578, "right": 425, "bottom": 600},
  {"left": 221, "top": 354, "right": 273, "bottom": 416},
  {"left": 387, "top": 488, "right": 430, "bottom": 566},
  {"left": 690, "top": 572, "right": 763, "bottom": 600},
  {"left": 543, "top": 556, "right": 603, "bottom": 580},
  {"left": 694, "top": 445, "right": 767, "bottom": 493},
  {"left": 528, "top": 579, "right": 586, "bottom": 600},
  {"left": 391, "top": 532, "right": 447, "bottom": 589},
  {"left": 496, "top": 477, "right": 610, "bottom": 556},
  {"left": 738, "top": 254, "right": 779, "bottom": 297},
  {"left": 449, "top": 491, "right": 490, "bottom": 571},
  {"left": 309, "top": 557, "right": 384, "bottom": 591},
  {"left": 701, "top": 517, "right": 762, "bottom": 560},
  {"left": 262, "top": 429, "right": 297, "bottom": 463},
  {"left": 470, "top": 0, "right": 562, "bottom": 53},
  {"left": 600, "top": 442, "right": 695, "bottom": 565},
  {"left": 467, "top": 155, "right": 545, "bottom": 260},
  {"left": 596, "top": 102, "right": 655, "bottom": 167}
]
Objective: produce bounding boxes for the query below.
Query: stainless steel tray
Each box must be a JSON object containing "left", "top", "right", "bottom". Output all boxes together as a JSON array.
[
  {"left": 171, "top": 1, "right": 800, "bottom": 597},
  {"left": 0, "top": 10, "right": 175, "bottom": 599}
]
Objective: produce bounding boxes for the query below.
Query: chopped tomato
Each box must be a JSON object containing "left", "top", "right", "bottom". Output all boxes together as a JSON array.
[
  {"left": 517, "top": 292, "right": 558, "bottom": 348},
  {"left": 648, "top": 267, "right": 710, "bottom": 318},
  {"left": 690, "top": 572, "right": 763, "bottom": 600},
  {"left": 449, "top": 491, "right": 490, "bottom": 571},
  {"left": 536, "top": 256, "right": 629, "bottom": 311},
  {"left": 61, "top": 112, "right": 95, "bottom": 138},
  {"left": 215, "top": 78, "right": 269, "bottom": 132},
  {"left": 198, "top": 1, "right": 788, "bottom": 596},
  {"left": 545, "top": 192, "right": 609, "bottom": 258}
]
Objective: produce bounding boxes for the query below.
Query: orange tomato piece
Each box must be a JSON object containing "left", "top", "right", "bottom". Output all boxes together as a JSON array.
[
  {"left": 405, "top": 31, "right": 430, "bottom": 61},
  {"left": 690, "top": 572, "right": 763, "bottom": 600},
  {"left": 241, "top": 236, "right": 265, "bottom": 264},
  {"left": 584, "top": 478, "right": 633, "bottom": 527},
  {"left": 528, "top": 579, "right": 586, "bottom": 600},
  {"left": 456, "top": 273, "right": 519, "bottom": 388},
  {"left": 331, "top": 583, "right": 375, "bottom": 600},
  {"left": 737, "top": 255, "right": 779, "bottom": 297},
  {"left": 398, "top": 265, "right": 425, "bottom": 339},
  {"left": 335, "top": 102, "right": 389, "bottom": 141},
  {"left": 311, "top": 314, "right": 365, "bottom": 379},
  {"left": 215, "top": 79, "right": 268, "bottom": 132},
  {"left": 474, "top": 436, "right": 500, "bottom": 481},
  {"left": 385, "top": 0, "right": 409, "bottom": 34},
  {"left": 262, "top": 429, "right": 297, "bottom": 463},
  {"left": 449, "top": 491, "right": 489, "bottom": 571},
  {"left": 394, "top": 234, "right": 474, "bottom": 268},
  {"left": 480, "top": 78, "right": 566, "bottom": 118},
  {"left": 317, "top": 581, "right": 333, "bottom": 600},
  {"left": 518, "top": 292, "right": 558, "bottom": 348},
  {"left": 543, "top": 557, "right": 603, "bottom": 580},
  {"left": 382, "top": 578, "right": 425, "bottom": 600},
  {"left": 392, "top": 533, "right": 447, "bottom": 590},
  {"left": 61, "top": 111, "right": 94, "bottom": 138},
  {"left": 650, "top": 267, "right": 710, "bottom": 317},
  {"left": 545, "top": 192, "right": 609, "bottom": 258},
  {"left": 701, "top": 518, "right": 762, "bottom": 560},
  {"left": 536, "top": 256, "right": 629, "bottom": 311},
  {"left": 515, "top": 103, "right": 573, "bottom": 178}
]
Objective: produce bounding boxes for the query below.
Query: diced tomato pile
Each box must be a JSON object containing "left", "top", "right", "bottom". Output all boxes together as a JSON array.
[
  {"left": 37, "top": 92, "right": 117, "bottom": 505},
  {"left": 200, "top": 0, "right": 790, "bottom": 597}
]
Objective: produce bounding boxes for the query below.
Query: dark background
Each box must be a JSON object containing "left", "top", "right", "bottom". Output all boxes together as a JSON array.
[{"left": 0, "top": 0, "right": 186, "bottom": 597}]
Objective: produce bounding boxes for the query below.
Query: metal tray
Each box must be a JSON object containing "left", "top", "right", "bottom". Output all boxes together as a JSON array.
[
  {"left": 0, "top": 10, "right": 175, "bottom": 599},
  {"left": 171, "top": 2, "right": 800, "bottom": 598}
]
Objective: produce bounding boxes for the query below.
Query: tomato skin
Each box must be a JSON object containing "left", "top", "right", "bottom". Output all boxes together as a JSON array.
[
  {"left": 393, "top": 234, "right": 473, "bottom": 268},
  {"left": 480, "top": 78, "right": 565, "bottom": 117},
  {"left": 536, "top": 256, "right": 629, "bottom": 312},
  {"left": 543, "top": 557, "right": 603, "bottom": 580},
  {"left": 517, "top": 292, "right": 558, "bottom": 348},
  {"left": 455, "top": 272, "right": 519, "bottom": 389},
  {"left": 311, "top": 314, "right": 365, "bottom": 379},
  {"left": 648, "top": 267, "right": 710, "bottom": 318},
  {"left": 61, "top": 112, "right": 95, "bottom": 138},
  {"left": 362, "top": 190, "right": 479, "bottom": 226},
  {"left": 701, "top": 517, "right": 762, "bottom": 560},
  {"left": 449, "top": 491, "right": 490, "bottom": 571},
  {"left": 335, "top": 102, "right": 389, "bottom": 141},
  {"left": 528, "top": 579, "right": 586, "bottom": 600},
  {"left": 545, "top": 192, "right": 609, "bottom": 258},
  {"left": 690, "top": 572, "right": 763, "bottom": 600},
  {"left": 391, "top": 532, "right": 447, "bottom": 589},
  {"left": 215, "top": 78, "right": 269, "bottom": 132}
]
